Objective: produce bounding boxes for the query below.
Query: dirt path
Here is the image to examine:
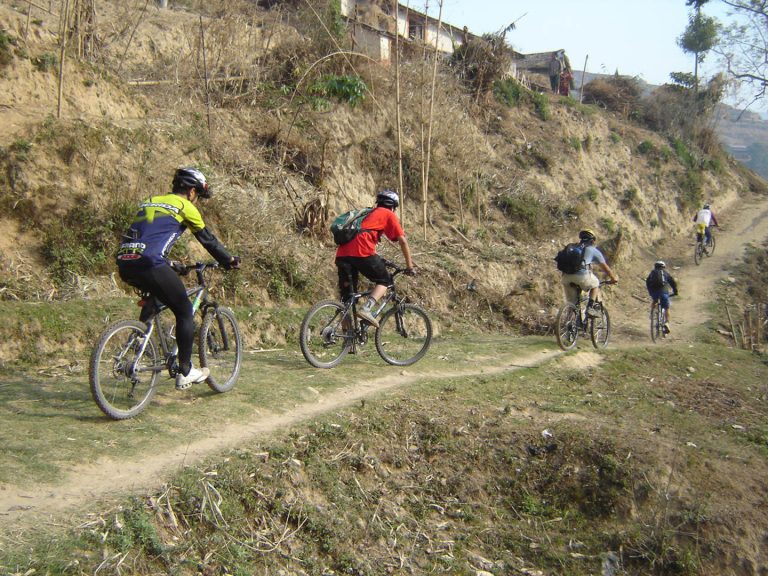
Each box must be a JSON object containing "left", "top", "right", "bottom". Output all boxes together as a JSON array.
[
  {"left": 613, "top": 193, "right": 768, "bottom": 341},
  {"left": 0, "top": 350, "right": 561, "bottom": 531},
  {"left": 2, "top": 194, "right": 768, "bottom": 536}
]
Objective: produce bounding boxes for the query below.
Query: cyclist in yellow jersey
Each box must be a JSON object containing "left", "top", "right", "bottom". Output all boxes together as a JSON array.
[{"left": 116, "top": 168, "right": 239, "bottom": 390}]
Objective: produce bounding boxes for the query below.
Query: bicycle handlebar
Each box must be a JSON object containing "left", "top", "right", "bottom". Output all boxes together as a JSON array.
[
  {"left": 381, "top": 258, "right": 414, "bottom": 277},
  {"left": 169, "top": 261, "right": 221, "bottom": 276}
]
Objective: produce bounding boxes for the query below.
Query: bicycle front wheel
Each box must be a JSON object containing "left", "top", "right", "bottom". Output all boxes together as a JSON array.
[
  {"left": 650, "top": 303, "right": 661, "bottom": 343},
  {"left": 375, "top": 303, "right": 433, "bottom": 366},
  {"left": 199, "top": 307, "right": 242, "bottom": 393},
  {"left": 89, "top": 320, "right": 160, "bottom": 420},
  {"left": 300, "top": 299, "right": 352, "bottom": 369},
  {"left": 694, "top": 241, "right": 704, "bottom": 265},
  {"left": 707, "top": 234, "right": 716, "bottom": 256},
  {"left": 556, "top": 303, "right": 579, "bottom": 350},
  {"left": 590, "top": 307, "right": 611, "bottom": 349}
]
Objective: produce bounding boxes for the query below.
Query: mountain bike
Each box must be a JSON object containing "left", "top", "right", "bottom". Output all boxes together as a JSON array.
[
  {"left": 693, "top": 226, "right": 716, "bottom": 265},
  {"left": 89, "top": 261, "right": 242, "bottom": 420},
  {"left": 650, "top": 298, "right": 670, "bottom": 342},
  {"left": 555, "top": 281, "right": 613, "bottom": 351},
  {"left": 299, "top": 260, "right": 432, "bottom": 368}
]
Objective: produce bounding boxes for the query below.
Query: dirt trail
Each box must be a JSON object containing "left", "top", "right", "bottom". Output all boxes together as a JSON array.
[
  {"left": 0, "top": 350, "right": 560, "bottom": 531},
  {"left": 613, "top": 193, "right": 768, "bottom": 341},
  {"left": 2, "top": 195, "right": 768, "bottom": 535}
]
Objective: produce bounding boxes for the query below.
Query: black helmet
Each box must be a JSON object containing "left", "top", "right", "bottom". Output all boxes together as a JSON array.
[
  {"left": 654, "top": 260, "right": 666, "bottom": 269},
  {"left": 578, "top": 228, "right": 596, "bottom": 242},
  {"left": 376, "top": 189, "right": 399, "bottom": 209},
  {"left": 173, "top": 167, "right": 210, "bottom": 198}
]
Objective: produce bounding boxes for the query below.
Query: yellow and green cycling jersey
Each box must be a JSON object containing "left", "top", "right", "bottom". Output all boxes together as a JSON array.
[{"left": 116, "top": 194, "right": 207, "bottom": 267}]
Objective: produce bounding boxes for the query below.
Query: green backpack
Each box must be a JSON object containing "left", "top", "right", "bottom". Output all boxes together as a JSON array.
[{"left": 330, "top": 208, "right": 373, "bottom": 245}]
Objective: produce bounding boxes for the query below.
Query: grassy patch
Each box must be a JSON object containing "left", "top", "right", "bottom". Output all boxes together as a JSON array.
[{"left": 2, "top": 338, "right": 766, "bottom": 575}]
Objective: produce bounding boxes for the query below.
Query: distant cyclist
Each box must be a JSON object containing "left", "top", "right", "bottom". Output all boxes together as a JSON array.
[
  {"left": 646, "top": 260, "right": 678, "bottom": 334},
  {"left": 335, "top": 189, "right": 415, "bottom": 328},
  {"left": 559, "top": 229, "right": 619, "bottom": 318},
  {"left": 116, "top": 167, "right": 239, "bottom": 390},
  {"left": 692, "top": 203, "right": 719, "bottom": 248}
]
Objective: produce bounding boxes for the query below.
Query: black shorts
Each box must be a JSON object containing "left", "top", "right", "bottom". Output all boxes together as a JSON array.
[{"left": 335, "top": 255, "right": 391, "bottom": 300}]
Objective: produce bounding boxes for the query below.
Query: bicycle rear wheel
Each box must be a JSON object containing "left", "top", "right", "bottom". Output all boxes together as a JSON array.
[
  {"left": 300, "top": 299, "right": 353, "bottom": 368},
  {"left": 375, "top": 303, "right": 433, "bottom": 366},
  {"left": 650, "top": 303, "right": 661, "bottom": 343},
  {"left": 199, "top": 307, "right": 242, "bottom": 393},
  {"left": 556, "top": 303, "right": 580, "bottom": 350},
  {"left": 590, "top": 306, "right": 611, "bottom": 349},
  {"left": 89, "top": 320, "right": 160, "bottom": 420}
]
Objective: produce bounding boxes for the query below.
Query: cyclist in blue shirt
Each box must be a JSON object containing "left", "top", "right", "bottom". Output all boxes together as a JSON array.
[
  {"left": 646, "top": 260, "right": 678, "bottom": 334},
  {"left": 560, "top": 229, "right": 619, "bottom": 318},
  {"left": 116, "top": 167, "right": 239, "bottom": 390}
]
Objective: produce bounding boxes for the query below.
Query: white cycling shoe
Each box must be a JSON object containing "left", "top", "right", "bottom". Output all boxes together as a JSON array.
[{"left": 175, "top": 366, "right": 210, "bottom": 390}]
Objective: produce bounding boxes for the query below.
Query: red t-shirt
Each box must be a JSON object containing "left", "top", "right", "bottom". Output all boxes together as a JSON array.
[{"left": 335, "top": 207, "right": 404, "bottom": 258}]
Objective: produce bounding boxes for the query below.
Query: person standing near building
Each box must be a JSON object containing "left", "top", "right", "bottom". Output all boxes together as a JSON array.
[{"left": 548, "top": 51, "right": 563, "bottom": 94}]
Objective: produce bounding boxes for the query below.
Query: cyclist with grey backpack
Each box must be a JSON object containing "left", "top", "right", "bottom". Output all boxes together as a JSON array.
[
  {"left": 334, "top": 189, "right": 415, "bottom": 328},
  {"left": 556, "top": 229, "right": 619, "bottom": 317},
  {"left": 646, "top": 260, "right": 678, "bottom": 334}
]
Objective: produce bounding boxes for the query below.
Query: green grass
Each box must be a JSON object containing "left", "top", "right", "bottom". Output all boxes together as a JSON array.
[{"left": 4, "top": 337, "right": 765, "bottom": 575}]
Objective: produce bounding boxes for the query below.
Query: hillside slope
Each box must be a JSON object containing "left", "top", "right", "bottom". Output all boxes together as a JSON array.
[{"left": 0, "top": 0, "right": 763, "bottom": 350}]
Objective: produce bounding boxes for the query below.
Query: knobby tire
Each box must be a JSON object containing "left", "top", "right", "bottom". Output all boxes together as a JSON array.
[
  {"left": 300, "top": 299, "right": 352, "bottom": 369},
  {"left": 590, "top": 306, "right": 611, "bottom": 349},
  {"left": 375, "top": 303, "right": 433, "bottom": 366},
  {"left": 650, "top": 302, "right": 662, "bottom": 343},
  {"left": 89, "top": 320, "right": 160, "bottom": 420},
  {"left": 694, "top": 241, "right": 704, "bottom": 265},
  {"left": 556, "top": 303, "right": 579, "bottom": 350},
  {"left": 199, "top": 306, "right": 242, "bottom": 393}
]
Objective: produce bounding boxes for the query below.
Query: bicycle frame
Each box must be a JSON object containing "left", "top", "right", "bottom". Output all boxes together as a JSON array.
[
  {"left": 343, "top": 279, "right": 401, "bottom": 349},
  {"left": 130, "top": 265, "right": 220, "bottom": 378}
]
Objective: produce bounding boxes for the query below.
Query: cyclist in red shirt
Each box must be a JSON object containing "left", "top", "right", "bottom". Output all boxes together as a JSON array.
[{"left": 335, "top": 189, "right": 415, "bottom": 328}]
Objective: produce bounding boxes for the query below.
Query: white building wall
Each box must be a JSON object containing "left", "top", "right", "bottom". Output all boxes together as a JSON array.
[{"left": 352, "top": 26, "right": 388, "bottom": 62}]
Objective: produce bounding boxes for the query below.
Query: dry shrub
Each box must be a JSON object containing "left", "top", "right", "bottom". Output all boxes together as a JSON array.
[
  {"left": 451, "top": 33, "right": 514, "bottom": 98},
  {"left": 582, "top": 75, "right": 642, "bottom": 117}
]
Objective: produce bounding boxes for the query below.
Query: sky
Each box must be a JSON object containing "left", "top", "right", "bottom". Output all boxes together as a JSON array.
[{"left": 431, "top": 0, "right": 733, "bottom": 88}]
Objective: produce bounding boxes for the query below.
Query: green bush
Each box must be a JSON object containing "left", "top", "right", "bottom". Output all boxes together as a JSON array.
[
  {"left": 531, "top": 91, "right": 550, "bottom": 121},
  {"left": 31, "top": 52, "right": 57, "bottom": 72},
  {"left": 41, "top": 196, "right": 136, "bottom": 284},
  {"left": 493, "top": 78, "right": 524, "bottom": 107},
  {"left": 0, "top": 29, "right": 16, "bottom": 69},
  {"left": 309, "top": 74, "right": 367, "bottom": 108},
  {"left": 637, "top": 140, "right": 656, "bottom": 155},
  {"left": 679, "top": 168, "right": 703, "bottom": 209}
]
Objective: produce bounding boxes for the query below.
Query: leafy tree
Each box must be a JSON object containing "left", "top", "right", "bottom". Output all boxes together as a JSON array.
[{"left": 678, "top": 7, "right": 719, "bottom": 86}]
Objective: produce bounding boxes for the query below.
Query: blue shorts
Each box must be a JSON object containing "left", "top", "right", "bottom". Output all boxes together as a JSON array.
[{"left": 649, "top": 290, "right": 670, "bottom": 310}]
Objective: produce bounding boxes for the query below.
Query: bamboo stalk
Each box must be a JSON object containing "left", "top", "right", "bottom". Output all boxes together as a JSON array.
[
  {"left": 725, "top": 302, "right": 737, "bottom": 346},
  {"left": 25, "top": 0, "right": 32, "bottom": 41},
  {"left": 199, "top": 15, "right": 212, "bottom": 138},
  {"left": 57, "top": 0, "right": 71, "bottom": 119},
  {"left": 422, "top": 0, "right": 443, "bottom": 241},
  {"left": 394, "top": 0, "right": 405, "bottom": 226},
  {"left": 475, "top": 173, "right": 480, "bottom": 227},
  {"left": 579, "top": 54, "right": 588, "bottom": 103},
  {"left": 456, "top": 169, "right": 464, "bottom": 228},
  {"left": 117, "top": 0, "right": 150, "bottom": 76}
]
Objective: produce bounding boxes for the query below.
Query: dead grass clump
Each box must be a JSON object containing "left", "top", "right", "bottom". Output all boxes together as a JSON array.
[
  {"left": 451, "top": 33, "right": 514, "bottom": 99},
  {"left": 582, "top": 75, "right": 642, "bottom": 118}
]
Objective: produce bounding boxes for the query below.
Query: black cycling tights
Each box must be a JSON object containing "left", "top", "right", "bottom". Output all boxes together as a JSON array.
[{"left": 119, "top": 264, "right": 195, "bottom": 376}]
